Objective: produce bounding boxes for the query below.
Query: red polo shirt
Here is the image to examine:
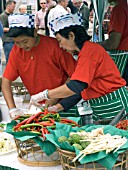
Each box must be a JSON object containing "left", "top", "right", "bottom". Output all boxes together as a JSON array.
[
  {"left": 109, "top": 0, "right": 128, "bottom": 50},
  {"left": 3, "top": 35, "right": 77, "bottom": 95},
  {"left": 71, "top": 41, "right": 126, "bottom": 100}
]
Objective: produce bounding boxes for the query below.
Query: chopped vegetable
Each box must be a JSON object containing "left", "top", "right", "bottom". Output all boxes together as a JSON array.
[
  {"left": 58, "top": 136, "right": 68, "bottom": 143},
  {"left": 67, "top": 137, "right": 73, "bottom": 145},
  {"left": 80, "top": 141, "right": 90, "bottom": 149},
  {"left": 12, "top": 110, "right": 79, "bottom": 141},
  {"left": 72, "top": 128, "right": 127, "bottom": 162},
  {"left": 116, "top": 120, "right": 128, "bottom": 130},
  {"left": 70, "top": 134, "right": 82, "bottom": 143},
  {"left": 73, "top": 144, "right": 83, "bottom": 150}
]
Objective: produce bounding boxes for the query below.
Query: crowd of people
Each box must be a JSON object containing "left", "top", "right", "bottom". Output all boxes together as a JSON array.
[
  {"left": 0, "top": 0, "right": 128, "bottom": 124},
  {"left": 0, "top": 0, "right": 90, "bottom": 64}
]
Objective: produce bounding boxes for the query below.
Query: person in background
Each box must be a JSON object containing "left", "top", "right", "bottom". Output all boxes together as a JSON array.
[
  {"left": 48, "top": 0, "right": 71, "bottom": 37},
  {"left": 93, "top": 25, "right": 99, "bottom": 42},
  {"left": 93, "top": 25, "right": 105, "bottom": 42},
  {"left": 98, "top": 0, "right": 128, "bottom": 85},
  {"left": 19, "top": 4, "right": 27, "bottom": 14},
  {"left": 89, "top": 0, "right": 93, "bottom": 12},
  {"left": 0, "top": 21, "right": 3, "bottom": 76},
  {"left": 35, "top": 0, "right": 47, "bottom": 35},
  {"left": 45, "top": 4, "right": 56, "bottom": 36},
  {"left": 29, "top": 13, "right": 128, "bottom": 122},
  {"left": 67, "top": 0, "right": 78, "bottom": 14},
  {"left": 82, "top": 0, "right": 88, "bottom": 7},
  {"left": 46, "top": 0, "right": 56, "bottom": 8},
  {"left": 1, "top": 13, "right": 78, "bottom": 119},
  {"left": 71, "top": 0, "right": 90, "bottom": 31},
  {"left": 0, "top": 0, "right": 16, "bottom": 64},
  {"left": 103, "top": 5, "right": 113, "bottom": 36}
]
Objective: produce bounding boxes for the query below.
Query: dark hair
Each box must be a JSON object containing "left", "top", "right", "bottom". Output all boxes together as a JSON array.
[
  {"left": 55, "top": 25, "right": 91, "bottom": 50},
  {"left": 67, "top": 0, "right": 78, "bottom": 14},
  {"left": 8, "top": 27, "right": 35, "bottom": 37},
  {"left": 45, "top": 5, "right": 56, "bottom": 36},
  {"left": 6, "top": 0, "right": 16, "bottom": 7}
]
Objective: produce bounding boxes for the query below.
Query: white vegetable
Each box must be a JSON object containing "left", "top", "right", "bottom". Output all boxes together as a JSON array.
[{"left": 72, "top": 128, "right": 127, "bottom": 162}]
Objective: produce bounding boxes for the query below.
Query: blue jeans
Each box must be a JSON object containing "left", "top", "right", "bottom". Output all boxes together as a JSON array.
[{"left": 3, "top": 42, "right": 14, "bottom": 64}]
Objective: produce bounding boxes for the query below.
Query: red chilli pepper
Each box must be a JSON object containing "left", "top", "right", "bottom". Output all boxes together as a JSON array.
[
  {"left": 116, "top": 120, "right": 128, "bottom": 130},
  {"left": 13, "top": 115, "right": 21, "bottom": 120},
  {"left": 61, "top": 118, "right": 78, "bottom": 126},
  {"left": 34, "top": 118, "right": 39, "bottom": 123},
  {"left": 38, "top": 122, "right": 54, "bottom": 126},
  {"left": 49, "top": 118, "right": 55, "bottom": 124},
  {"left": 44, "top": 108, "right": 48, "bottom": 115},
  {"left": 44, "top": 128, "right": 49, "bottom": 134},
  {"left": 25, "top": 112, "right": 44, "bottom": 124},
  {"left": 42, "top": 128, "right": 46, "bottom": 140},
  {"left": 14, "top": 118, "right": 29, "bottom": 130}
]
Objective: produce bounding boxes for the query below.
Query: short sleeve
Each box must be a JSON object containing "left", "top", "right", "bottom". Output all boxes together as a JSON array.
[{"left": 109, "top": 6, "right": 126, "bottom": 34}]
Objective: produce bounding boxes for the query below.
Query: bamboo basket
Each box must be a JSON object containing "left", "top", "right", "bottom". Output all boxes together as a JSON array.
[
  {"left": 57, "top": 148, "right": 128, "bottom": 170},
  {"left": 15, "top": 138, "right": 60, "bottom": 166}
]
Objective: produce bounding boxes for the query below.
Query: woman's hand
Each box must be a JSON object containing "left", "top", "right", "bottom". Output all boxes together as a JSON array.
[
  {"left": 45, "top": 98, "right": 59, "bottom": 107},
  {"left": 48, "top": 103, "right": 64, "bottom": 112}
]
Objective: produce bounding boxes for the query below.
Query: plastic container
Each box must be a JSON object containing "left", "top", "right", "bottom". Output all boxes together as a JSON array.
[
  {"left": 0, "top": 96, "right": 23, "bottom": 122},
  {"left": 59, "top": 105, "right": 79, "bottom": 117},
  {"left": 77, "top": 100, "right": 93, "bottom": 125}
]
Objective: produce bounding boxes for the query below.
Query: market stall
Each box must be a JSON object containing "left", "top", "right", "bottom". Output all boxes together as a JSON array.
[
  {"left": 0, "top": 108, "right": 128, "bottom": 170},
  {"left": 0, "top": 1, "right": 128, "bottom": 170},
  {"left": 0, "top": 101, "right": 80, "bottom": 170}
]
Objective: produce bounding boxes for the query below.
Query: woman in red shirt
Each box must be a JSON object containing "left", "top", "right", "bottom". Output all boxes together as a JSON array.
[{"left": 30, "top": 13, "right": 128, "bottom": 121}]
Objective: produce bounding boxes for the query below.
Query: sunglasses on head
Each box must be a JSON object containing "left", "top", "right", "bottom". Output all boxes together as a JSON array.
[{"left": 40, "top": 2, "right": 46, "bottom": 4}]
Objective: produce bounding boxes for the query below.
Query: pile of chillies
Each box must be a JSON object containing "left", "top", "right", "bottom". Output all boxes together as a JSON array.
[
  {"left": 116, "top": 120, "right": 128, "bottom": 130},
  {"left": 13, "top": 109, "right": 79, "bottom": 140}
]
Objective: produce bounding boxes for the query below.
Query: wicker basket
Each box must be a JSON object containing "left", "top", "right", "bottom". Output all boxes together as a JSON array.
[
  {"left": 57, "top": 148, "right": 128, "bottom": 170},
  {"left": 15, "top": 138, "right": 60, "bottom": 166}
]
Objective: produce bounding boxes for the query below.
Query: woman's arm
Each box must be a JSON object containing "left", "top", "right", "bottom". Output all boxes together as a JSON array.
[
  {"left": 29, "top": 80, "right": 88, "bottom": 108},
  {"left": 98, "top": 31, "right": 121, "bottom": 50},
  {"left": 48, "top": 93, "right": 82, "bottom": 112},
  {"left": 59, "top": 93, "right": 82, "bottom": 112},
  {"left": 48, "top": 84, "right": 75, "bottom": 99},
  {"left": 48, "top": 80, "right": 88, "bottom": 99}
]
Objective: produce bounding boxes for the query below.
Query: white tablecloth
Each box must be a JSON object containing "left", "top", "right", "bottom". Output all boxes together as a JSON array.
[{"left": 0, "top": 151, "right": 62, "bottom": 170}]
